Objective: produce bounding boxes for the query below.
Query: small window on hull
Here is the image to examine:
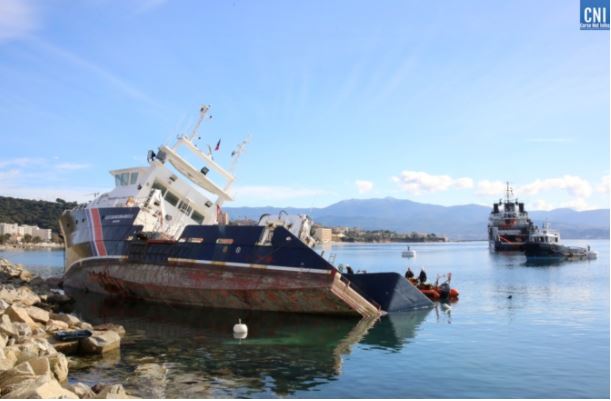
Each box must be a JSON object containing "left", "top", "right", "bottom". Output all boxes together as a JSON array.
[{"left": 165, "top": 191, "right": 179, "bottom": 206}]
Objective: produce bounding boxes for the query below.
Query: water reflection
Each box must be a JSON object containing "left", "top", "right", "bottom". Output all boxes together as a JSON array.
[{"left": 68, "top": 291, "right": 430, "bottom": 397}]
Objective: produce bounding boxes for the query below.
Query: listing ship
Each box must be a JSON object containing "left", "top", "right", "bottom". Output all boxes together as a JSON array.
[
  {"left": 487, "top": 183, "right": 534, "bottom": 252},
  {"left": 524, "top": 223, "right": 597, "bottom": 264},
  {"left": 59, "top": 106, "right": 432, "bottom": 317}
]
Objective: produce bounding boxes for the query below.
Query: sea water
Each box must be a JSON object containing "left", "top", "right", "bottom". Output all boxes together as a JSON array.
[{"left": 1, "top": 240, "right": 609, "bottom": 398}]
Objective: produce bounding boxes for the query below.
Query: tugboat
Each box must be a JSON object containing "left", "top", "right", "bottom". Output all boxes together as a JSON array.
[
  {"left": 58, "top": 105, "right": 433, "bottom": 317},
  {"left": 524, "top": 223, "right": 597, "bottom": 264},
  {"left": 488, "top": 183, "right": 534, "bottom": 252}
]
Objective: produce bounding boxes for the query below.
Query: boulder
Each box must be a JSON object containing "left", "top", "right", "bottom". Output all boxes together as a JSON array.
[
  {"left": 45, "top": 319, "right": 70, "bottom": 333},
  {"left": 92, "top": 383, "right": 129, "bottom": 399},
  {"left": 79, "top": 330, "right": 121, "bottom": 355},
  {"left": 0, "top": 360, "right": 36, "bottom": 389},
  {"left": 65, "top": 382, "right": 96, "bottom": 399},
  {"left": 0, "top": 300, "right": 9, "bottom": 312},
  {"left": 18, "top": 270, "right": 34, "bottom": 282},
  {"left": 49, "top": 338, "right": 80, "bottom": 355},
  {"left": 94, "top": 323, "right": 126, "bottom": 338},
  {"left": 12, "top": 322, "right": 33, "bottom": 340},
  {"left": 6, "top": 304, "right": 37, "bottom": 327},
  {"left": 23, "top": 356, "right": 51, "bottom": 377},
  {"left": 15, "top": 287, "right": 41, "bottom": 306},
  {"left": 26, "top": 306, "right": 50, "bottom": 324},
  {"left": 79, "top": 322, "right": 94, "bottom": 331},
  {"left": 31, "top": 327, "right": 47, "bottom": 338},
  {"left": 48, "top": 353, "right": 68, "bottom": 382},
  {"left": 50, "top": 313, "right": 80, "bottom": 327},
  {"left": 0, "top": 315, "right": 18, "bottom": 338},
  {"left": 0, "top": 348, "right": 18, "bottom": 372},
  {"left": 2, "top": 375, "right": 78, "bottom": 399}
]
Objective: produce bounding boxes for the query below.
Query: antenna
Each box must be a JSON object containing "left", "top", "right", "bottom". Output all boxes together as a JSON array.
[
  {"left": 505, "top": 181, "right": 514, "bottom": 202},
  {"left": 229, "top": 134, "right": 251, "bottom": 172},
  {"left": 188, "top": 105, "right": 210, "bottom": 142}
]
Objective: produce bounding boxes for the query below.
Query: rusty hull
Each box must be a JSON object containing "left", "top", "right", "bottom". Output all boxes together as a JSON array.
[{"left": 63, "top": 258, "right": 381, "bottom": 317}]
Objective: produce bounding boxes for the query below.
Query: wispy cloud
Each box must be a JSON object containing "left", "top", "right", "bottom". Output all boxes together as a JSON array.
[
  {"left": 28, "top": 37, "right": 161, "bottom": 108},
  {"left": 392, "top": 171, "right": 473, "bottom": 195},
  {"left": 0, "top": 157, "right": 45, "bottom": 168},
  {"left": 519, "top": 176, "right": 592, "bottom": 199},
  {"left": 475, "top": 180, "right": 507, "bottom": 196},
  {"left": 55, "top": 162, "right": 91, "bottom": 171},
  {"left": 355, "top": 180, "right": 373, "bottom": 194},
  {"left": 531, "top": 199, "right": 554, "bottom": 211},
  {"left": 0, "top": 0, "right": 38, "bottom": 42}
]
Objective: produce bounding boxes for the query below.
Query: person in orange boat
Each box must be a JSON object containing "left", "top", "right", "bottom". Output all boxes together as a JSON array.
[{"left": 418, "top": 268, "right": 427, "bottom": 284}]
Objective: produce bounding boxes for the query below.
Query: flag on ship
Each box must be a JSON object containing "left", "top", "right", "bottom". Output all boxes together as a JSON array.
[{"left": 215, "top": 139, "right": 221, "bottom": 151}]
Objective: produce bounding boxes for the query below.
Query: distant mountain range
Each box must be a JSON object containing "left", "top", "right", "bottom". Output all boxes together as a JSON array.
[
  {"left": 226, "top": 197, "right": 610, "bottom": 240},
  {"left": 1, "top": 196, "right": 607, "bottom": 240}
]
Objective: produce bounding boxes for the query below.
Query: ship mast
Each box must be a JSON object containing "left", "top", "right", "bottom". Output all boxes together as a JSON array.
[{"left": 505, "top": 182, "right": 514, "bottom": 203}]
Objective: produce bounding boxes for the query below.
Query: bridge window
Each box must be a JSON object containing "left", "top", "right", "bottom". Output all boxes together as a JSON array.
[
  {"left": 165, "top": 191, "right": 179, "bottom": 207},
  {"left": 115, "top": 173, "right": 129, "bottom": 186},
  {"left": 178, "top": 200, "right": 192, "bottom": 216},
  {"left": 191, "top": 210, "right": 204, "bottom": 224},
  {"left": 130, "top": 172, "right": 139, "bottom": 185}
]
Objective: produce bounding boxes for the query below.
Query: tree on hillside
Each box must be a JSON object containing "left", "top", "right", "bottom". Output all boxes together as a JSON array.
[{"left": 23, "top": 234, "right": 32, "bottom": 243}]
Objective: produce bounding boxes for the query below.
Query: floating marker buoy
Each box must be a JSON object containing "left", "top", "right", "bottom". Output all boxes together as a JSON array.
[
  {"left": 233, "top": 331, "right": 247, "bottom": 340},
  {"left": 507, "top": 295, "right": 512, "bottom": 299},
  {"left": 233, "top": 318, "right": 248, "bottom": 336}
]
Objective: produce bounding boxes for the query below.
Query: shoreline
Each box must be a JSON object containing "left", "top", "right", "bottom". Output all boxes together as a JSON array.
[{"left": 0, "top": 257, "right": 133, "bottom": 398}]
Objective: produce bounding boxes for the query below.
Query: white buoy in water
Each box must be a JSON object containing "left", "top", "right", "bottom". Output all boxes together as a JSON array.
[{"left": 233, "top": 318, "right": 248, "bottom": 336}]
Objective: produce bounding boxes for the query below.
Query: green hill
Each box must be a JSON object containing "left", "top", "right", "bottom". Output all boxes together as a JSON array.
[{"left": 0, "top": 196, "right": 78, "bottom": 233}]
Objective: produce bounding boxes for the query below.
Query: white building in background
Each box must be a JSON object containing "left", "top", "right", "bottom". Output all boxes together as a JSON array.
[
  {"left": 0, "top": 223, "right": 19, "bottom": 236},
  {"left": 0, "top": 223, "right": 52, "bottom": 241},
  {"left": 314, "top": 227, "right": 333, "bottom": 244}
]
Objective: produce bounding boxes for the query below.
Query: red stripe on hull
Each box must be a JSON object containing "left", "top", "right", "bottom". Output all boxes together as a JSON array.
[
  {"left": 63, "top": 259, "right": 379, "bottom": 316},
  {"left": 90, "top": 208, "right": 107, "bottom": 256}
]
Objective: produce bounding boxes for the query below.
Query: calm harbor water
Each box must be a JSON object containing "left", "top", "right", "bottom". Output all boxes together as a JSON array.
[{"left": 1, "top": 240, "right": 609, "bottom": 398}]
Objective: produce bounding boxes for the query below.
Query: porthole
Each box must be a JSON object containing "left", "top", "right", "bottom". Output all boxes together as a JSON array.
[{"left": 236, "top": 246, "right": 241, "bottom": 254}]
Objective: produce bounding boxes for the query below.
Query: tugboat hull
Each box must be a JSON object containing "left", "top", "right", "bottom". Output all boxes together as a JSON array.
[{"left": 524, "top": 243, "right": 588, "bottom": 263}]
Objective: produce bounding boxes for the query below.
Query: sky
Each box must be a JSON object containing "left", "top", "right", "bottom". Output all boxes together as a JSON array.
[{"left": 0, "top": 0, "right": 609, "bottom": 210}]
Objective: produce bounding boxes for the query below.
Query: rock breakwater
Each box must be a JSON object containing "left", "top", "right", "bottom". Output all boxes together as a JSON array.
[{"left": 0, "top": 257, "right": 133, "bottom": 399}]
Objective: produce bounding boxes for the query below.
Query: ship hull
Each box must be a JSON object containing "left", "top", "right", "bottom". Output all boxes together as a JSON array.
[
  {"left": 63, "top": 256, "right": 380, "bottom": 316},
  {"left": 59, "top": 207, "right": 433, "bottom": 317},
  {"left": 490, "top": 240, "right": 526, "bottom": 252},
  {"left": 524, "top": 243, "right": 589, "bottom": 263}
]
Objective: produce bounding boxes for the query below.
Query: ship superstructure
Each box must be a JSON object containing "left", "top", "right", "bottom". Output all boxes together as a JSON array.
[
  {"left": 487, "top": 183, "right": 534, "bottom": 252},
  {"left": 59, "top": 106, "right": 432, "bottom": 317}
]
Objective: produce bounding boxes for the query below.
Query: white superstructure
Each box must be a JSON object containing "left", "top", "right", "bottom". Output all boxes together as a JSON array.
[{"left": 86, "top": 105, "right": 247, "bottom": 239}]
